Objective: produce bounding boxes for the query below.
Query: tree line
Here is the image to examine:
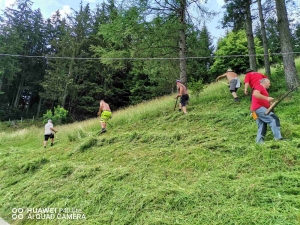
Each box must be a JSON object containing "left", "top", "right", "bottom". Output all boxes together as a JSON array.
[{"left": 0, "top": 0, "right": 299, "bottom": 122}]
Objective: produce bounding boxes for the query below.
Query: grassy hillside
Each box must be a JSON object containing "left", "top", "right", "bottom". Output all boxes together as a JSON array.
[{"left": 1, "top": 69, "right": 300, "bottom": 224}]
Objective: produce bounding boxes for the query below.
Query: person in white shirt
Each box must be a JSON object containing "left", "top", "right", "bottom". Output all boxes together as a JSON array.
[{"left": 44, "top": 119, "right": 58, "bottom": 148}]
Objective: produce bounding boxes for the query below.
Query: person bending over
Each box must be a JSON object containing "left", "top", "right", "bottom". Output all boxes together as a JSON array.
[
  {"left": 251, "top": 78, "right": 286, "bottom": 143},
  {"left": 216, "top": 69, "right": 241, "bottom": 102},
  {"left": 244, "top": 68, "right": 268, "bottom": 98}
]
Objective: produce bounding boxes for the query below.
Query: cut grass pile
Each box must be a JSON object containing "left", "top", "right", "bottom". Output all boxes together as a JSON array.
[{"left": 1, "top": 75, "right": 300, "bottom": 225}]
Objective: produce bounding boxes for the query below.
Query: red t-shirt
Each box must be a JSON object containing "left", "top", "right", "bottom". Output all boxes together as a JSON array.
[
  {"left": 251, "top": 85, "right": 270, "bottom": 111},
  {"left": 244, "top": 72, "right": 268, "bottom": 89}
]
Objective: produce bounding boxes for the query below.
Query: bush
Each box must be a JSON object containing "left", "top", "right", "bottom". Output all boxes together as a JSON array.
[
  {"left": 43, "top": 105, "right": 68, "bottom": 125},
  {"left": 271, "top": 64, "right": 287, "bottom": 92},
  {"left": 188, "top": 78, "right": 206, "bottom": 96}
]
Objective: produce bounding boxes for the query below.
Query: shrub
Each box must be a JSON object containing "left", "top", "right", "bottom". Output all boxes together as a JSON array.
[
  {"left": 43, "top": 105, "right": 68, "bottom": 125},
  {"left": 188, "top": 78, "right": 206, "bottom": 96},
  {"left": 270, "top": 64, "right": 286, "bottom": 92}
]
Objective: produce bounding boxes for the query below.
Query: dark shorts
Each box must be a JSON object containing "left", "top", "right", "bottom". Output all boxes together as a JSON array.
[
  {"left": 44, "top": 133, "right": 54, "bottom": 141},
  {"left": 180, "top": 94, "right": 189, "bottom": 107}
]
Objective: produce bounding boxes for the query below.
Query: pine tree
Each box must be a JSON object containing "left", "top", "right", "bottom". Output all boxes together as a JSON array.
[
  {"left": 222, "top": 0, "right": 257, "bottom": 71},
  {"left": 0, "top": 0, "right": 47, "bottom": 119},
  {"left": 186, "top": 24, "right": 214, "bottom": 83}
]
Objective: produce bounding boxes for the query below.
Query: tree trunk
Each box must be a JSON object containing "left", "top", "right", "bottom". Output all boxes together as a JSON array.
[
  {"left": 179, "top": 0, "right": 187, "bottom": 86},
  {"left": 68, "top": 98, "right": 73, "bottom": 115},
  {"left": 0, "top": 79, "right": 3, "bottom": 92},
  {"left": 275, "top": 0, "right": 299, "bottom": 89},
  {"left": 36, "top": 97, "right": 42, "bottom": 118},
  {"left": 62, "top": 87, "right": 68, "bottom": 108},
  {"left": 257, "top": 0, "right": 271, "bottom": 77},
  {"left": 13, "top": 75, "right": 23, "bottom": 108},
  {"left": 245, "top": 3, "right": 257, "bottom": 71},
  {"left": 26, "top": 93, "right": 31, "bottom": 116},
  {"left": 51, "top": 100, "right": 55, "bottom": 111}
]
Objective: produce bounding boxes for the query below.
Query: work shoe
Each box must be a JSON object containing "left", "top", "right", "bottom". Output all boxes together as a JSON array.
[{"left": 100, "top": 129, "right": 107, "bottom": 134}]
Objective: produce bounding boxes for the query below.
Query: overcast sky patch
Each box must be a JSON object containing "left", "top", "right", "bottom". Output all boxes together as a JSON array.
[
  {"left": 83, "top": 0, "right": 96, "bottom": 3},
  {"left": 217, "top": 0, "right": 224, "bottom": 7},
  {"left": 56, "top": 5, "right": 71, "bottom": 18},
  {"left": 0, "top": 0, "right": 15, "bottom": 9}
]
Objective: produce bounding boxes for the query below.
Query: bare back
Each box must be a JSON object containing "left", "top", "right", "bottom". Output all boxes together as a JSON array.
[
  {"left": 224, "top": 72, "right": 238, "bottom": 82},
  {"left": 100, "top": 101, "right": 111, "bottom": 112}
]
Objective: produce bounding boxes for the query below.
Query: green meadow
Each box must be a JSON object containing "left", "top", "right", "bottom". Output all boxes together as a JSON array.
[{"left": 1, "top": 62, "right": 300, "bottom": 224}]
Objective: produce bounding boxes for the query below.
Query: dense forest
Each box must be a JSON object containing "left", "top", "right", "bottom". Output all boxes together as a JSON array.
[{"left": 0, "top": 0, "right": 299, "bottom": 122}]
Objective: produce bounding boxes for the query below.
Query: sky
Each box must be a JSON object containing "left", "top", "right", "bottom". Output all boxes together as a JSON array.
[
  {"left": 0, "top": 0, "right": 299, "bottom": 46},
  {"left": 0, "top": 0, "right": 226, "bottom": 20},
  {"left": 0, "top": 0, "right": 227, "bottom": 45}
]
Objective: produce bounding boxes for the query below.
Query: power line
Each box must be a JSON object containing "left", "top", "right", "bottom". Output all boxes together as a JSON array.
[{"left": 0, "top": 52, "right": 300, "bottom": 60}]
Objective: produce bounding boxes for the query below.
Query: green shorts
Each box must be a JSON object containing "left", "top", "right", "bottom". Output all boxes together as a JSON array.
[{"left": 100, "top": 111, "right": 112, "bottom": 122}]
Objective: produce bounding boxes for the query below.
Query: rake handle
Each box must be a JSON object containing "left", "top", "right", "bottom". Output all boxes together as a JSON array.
[{"left": 174, "top": 98, "right": 179, "bottom": 111}]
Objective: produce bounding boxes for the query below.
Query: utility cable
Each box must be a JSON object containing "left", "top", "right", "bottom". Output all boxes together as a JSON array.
[{"left": 0, "top": 52, "right": 300, "bottom": 60}]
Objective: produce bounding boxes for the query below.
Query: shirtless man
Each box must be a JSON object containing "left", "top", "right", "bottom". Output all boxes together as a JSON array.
[
  {"left": 97, "top": 99, "right": 112, "bottom": 134},
  {"left": 216, "top": 69, "right": 241, "bottom": 102},
  {"left": 175, "top": 80, "right": 189, "bottom": 114}
]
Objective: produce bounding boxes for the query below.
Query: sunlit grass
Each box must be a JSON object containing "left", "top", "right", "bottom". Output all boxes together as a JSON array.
[{"left": 1, "top": 62, "right": 300, "bottom": 224}]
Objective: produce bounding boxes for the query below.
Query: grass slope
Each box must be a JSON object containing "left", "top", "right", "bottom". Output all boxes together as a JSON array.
[{"left": 1, "top": 76, "right": 300, "bottom": 225}]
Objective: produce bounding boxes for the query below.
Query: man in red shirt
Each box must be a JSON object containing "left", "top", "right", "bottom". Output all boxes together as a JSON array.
[
  {"left": 244, "top": 68, "right": 268, "bottom": 96},
  {"left": 251, "top": 78, "right": 284, "bottom": 143}
]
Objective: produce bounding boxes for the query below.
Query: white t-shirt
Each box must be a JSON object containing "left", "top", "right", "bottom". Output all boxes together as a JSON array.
[{"left": 45, "top": 122, "right": 53, "bottom": 135}]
